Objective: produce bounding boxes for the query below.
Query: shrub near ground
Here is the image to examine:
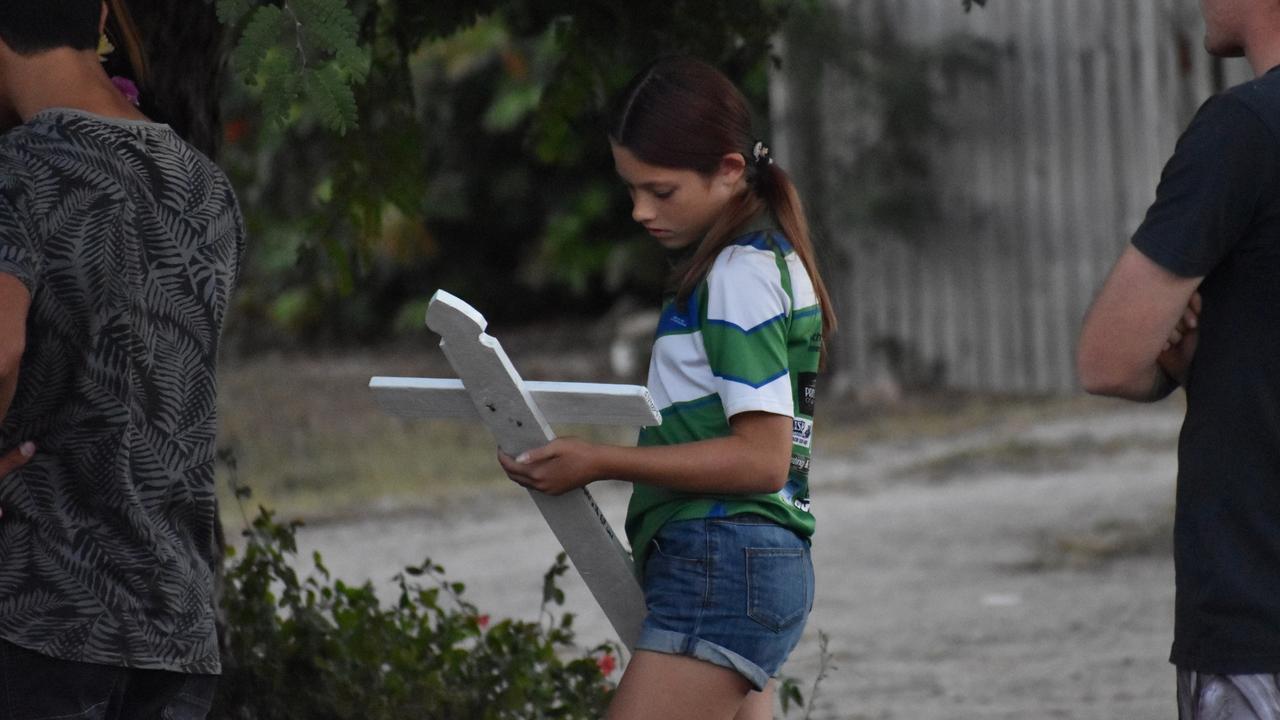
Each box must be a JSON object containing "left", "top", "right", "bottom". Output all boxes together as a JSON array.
[{"left": 213, "top": 504, "right": 618, "bottom": 719}]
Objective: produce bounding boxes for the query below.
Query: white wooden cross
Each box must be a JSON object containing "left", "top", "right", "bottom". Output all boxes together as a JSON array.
[{"left": 369, "top": 290, "right": 655, "bottom": 650}]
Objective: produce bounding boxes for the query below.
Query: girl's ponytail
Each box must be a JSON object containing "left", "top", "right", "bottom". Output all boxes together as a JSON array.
[{"left": 755, "top": 161, "right": 838, "bottom": 344}]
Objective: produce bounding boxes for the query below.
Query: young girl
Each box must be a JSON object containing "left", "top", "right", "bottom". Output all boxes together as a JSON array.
[{"left": 499, "top": 55, "right": 836, "bottom": 720}]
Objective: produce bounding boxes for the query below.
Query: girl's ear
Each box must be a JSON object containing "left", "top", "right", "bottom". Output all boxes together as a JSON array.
[{"left": 716, "top": 152, "right": 747, "bottom": 187}]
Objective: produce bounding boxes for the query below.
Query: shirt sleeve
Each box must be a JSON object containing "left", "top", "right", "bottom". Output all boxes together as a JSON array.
[
  {"left": 1131, "top": 93, "right": 1277, "bottom": 277},
  {"left": 0, "top": 192, "right": 38, "bottom": 295},
  {"left": 702, "top": 244, "right": 794, "bottom": 419}
]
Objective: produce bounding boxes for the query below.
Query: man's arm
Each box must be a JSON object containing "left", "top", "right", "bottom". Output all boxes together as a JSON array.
[
  {"left": 1077, "top": 245, "right": 1203, "bottom": 401},
  {"left": 0, "top": 272, "right": 29, "bottom": 421}
]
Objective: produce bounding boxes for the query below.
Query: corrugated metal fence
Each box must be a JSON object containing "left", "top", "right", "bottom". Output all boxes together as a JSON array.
[{"left": 771, "top": 0, "right": 1251, "bottom": 394}]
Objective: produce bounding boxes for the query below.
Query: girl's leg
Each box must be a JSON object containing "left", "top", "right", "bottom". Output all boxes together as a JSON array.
[
  {"left": 734, "top": 681, "right": 775, "bottom": 720},
  {"left": 607, "top": 650, "right": 754, "bottom": 720}
]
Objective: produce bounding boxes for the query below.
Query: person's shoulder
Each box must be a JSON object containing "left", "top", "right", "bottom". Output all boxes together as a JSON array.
[
  {"left": 0, "top": 126, "right": 44, "bottom": 200},
  {"left": 1215, "top": 71, "right": 1280, "bottom": 136}
]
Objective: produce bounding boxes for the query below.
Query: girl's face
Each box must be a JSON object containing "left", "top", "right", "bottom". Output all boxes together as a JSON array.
[{"left": 611, "top": 143, "right": 746, "bottom": 251}]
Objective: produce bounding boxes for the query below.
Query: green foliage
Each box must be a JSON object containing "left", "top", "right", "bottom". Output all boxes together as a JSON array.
[
  {"left": 221, "top": 0, "right": 370, "bottom": 134},
  {"left": 214, "top": 508, "right": 618, "bottom": 719},
  {"left": 217, "top": 1, "right": 807, "bottom": 350},
  {"left": 214, "top": 0, "right": 988, "bottom": 349}
]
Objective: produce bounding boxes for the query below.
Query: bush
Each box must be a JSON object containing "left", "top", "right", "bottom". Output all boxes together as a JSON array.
[{"left": 213, "top": 508, "right": 617, "bottom": 719}]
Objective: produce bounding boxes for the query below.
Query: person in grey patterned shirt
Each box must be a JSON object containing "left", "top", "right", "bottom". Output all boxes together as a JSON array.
[{"left": 0, "top": 2, "right": 245, "bottom": 718}]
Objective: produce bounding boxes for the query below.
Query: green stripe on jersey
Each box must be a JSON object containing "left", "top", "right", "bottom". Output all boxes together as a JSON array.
[{"left": 702, "top": 317, "right": 788, "bottom": 388}]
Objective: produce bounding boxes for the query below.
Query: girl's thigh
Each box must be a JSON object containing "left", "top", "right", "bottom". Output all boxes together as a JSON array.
[{"left": 607, "top": 650, "right": 753, "bottom": 720}]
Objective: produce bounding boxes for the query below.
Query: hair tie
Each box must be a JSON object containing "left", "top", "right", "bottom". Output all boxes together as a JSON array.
[{"left": 752, "top": 141, "right": 774, "bottom": 167}]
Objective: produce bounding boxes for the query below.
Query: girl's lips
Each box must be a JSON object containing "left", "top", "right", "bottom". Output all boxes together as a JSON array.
[{"left": 646, "top": 227, "right": 671, "bottom": 236}]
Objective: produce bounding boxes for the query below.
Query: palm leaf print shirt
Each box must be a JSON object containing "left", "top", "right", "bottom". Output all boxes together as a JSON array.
[{"left": 0, "top": 109, "right": 244, "bottom": 673}]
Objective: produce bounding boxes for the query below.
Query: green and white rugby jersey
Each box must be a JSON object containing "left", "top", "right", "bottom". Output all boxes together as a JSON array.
[{"left": 625, "top": 224, "right": 823, "bottom": 575}]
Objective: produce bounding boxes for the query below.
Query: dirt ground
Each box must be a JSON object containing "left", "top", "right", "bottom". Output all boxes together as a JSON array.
[{"left": 288, "top": 396, "right": 1185, "bottom": 719}]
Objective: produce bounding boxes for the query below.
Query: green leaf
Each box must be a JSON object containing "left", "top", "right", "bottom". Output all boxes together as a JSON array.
[
  {"left": 215, "top": 0, "right": 254, "bottom": 25},
  {"left": 306, "top": 62, "right": 359, "bottom": 134},
  {"left": 230, "top": 4, "right": 286, "bottom": 82}
]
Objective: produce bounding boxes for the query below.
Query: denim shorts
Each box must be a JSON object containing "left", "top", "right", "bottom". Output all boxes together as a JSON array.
[{"left": 636, "top": 515, "right": 815, "bottom": 691}]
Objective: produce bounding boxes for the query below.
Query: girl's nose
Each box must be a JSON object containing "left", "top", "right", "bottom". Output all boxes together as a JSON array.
[{"left": 632, "top": 197, "right": 656, "bottom": 224}]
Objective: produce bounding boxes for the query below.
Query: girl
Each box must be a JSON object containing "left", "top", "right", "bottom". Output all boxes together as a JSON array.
[{"left": 499, "top": 55, "right": 836, "bottom": 720}]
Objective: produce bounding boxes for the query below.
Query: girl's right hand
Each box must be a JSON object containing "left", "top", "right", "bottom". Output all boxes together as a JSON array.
[{"left": 497, "top": 438, "right": 602, "bottom": 496}]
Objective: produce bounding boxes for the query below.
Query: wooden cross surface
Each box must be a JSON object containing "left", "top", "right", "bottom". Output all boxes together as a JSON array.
[{"left": 369, "top": 290, "right": 656, "bottom": 650}]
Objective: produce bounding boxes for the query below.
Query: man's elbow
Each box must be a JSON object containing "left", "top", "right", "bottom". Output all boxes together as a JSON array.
[{"left": 1077, "top": 345, "right": 1146, "bottom": 398}]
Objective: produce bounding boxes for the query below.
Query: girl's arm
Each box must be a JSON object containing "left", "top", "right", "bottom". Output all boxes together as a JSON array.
[{"left": 497, "top": 410, "right": 793, "bottom": 497}]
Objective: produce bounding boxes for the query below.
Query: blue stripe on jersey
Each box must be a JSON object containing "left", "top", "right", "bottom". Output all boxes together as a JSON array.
[
  {"left": 735, "top": 231, "right": 794, "bottom": 254},
  {"left": 713, "top": 367, "right": 789, "bottom": 389},
  {"left": 655, "top": 284, "right": 703, "bottom": 336},
  {"left": 793, "top": 305, "right": 821, "bottom": 320},
  {"left": 705, "top": 313, "right": 788, "bottom": 335},
  {"left": 659, "top": 393, "right": 722, "bottom": 417}
]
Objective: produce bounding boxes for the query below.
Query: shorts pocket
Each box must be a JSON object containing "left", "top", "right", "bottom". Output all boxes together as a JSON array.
[{"left": 745, "top": 548, "right": 809, "bottom": 633}]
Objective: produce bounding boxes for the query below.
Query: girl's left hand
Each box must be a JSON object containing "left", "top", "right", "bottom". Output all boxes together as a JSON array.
[{"left": 497, "top": 437, "right": 601, "bottom": 496}]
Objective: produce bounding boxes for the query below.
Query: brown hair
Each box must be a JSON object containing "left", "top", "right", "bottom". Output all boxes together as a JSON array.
[
  {"left": 608, "top": 56, "right": 837, "bottom": 346},
  {"left": 104, "top": 0, "right": 149, "bottom": 86}
]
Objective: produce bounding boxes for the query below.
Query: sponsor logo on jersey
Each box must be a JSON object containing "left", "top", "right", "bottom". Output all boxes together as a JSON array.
[
  {"left": 792, "top": 418, "right": 813, "bottom": 449},
  {"left": 793, "top": 497, "right": 812, "bottom": 512},
  {"left": 790, "top": 454, "right": 811, "bottom": 475},
  {"left": 798, "top": 372, "right": 817, "bottom": 416}
]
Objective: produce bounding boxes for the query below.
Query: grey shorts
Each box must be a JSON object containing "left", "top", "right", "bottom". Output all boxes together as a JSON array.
[{"left": 1179, "top": 669, "right": 1280, "bottom": 720}]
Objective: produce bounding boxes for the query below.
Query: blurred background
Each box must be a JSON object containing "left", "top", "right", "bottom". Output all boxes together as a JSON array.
[{"left": 116, "top": 0, "right": 1252, "bottom": 716}]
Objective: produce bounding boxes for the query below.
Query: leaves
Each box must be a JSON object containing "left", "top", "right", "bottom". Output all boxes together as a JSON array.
[
  {"left": 215, "top": 506, "right": 618, "bottom": 718},
  {"left": 223, "top": 0, "right": 368, "bottom": 134}
]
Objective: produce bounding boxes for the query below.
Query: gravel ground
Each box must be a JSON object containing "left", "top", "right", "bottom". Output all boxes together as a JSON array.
[{"left": 290, "top": 399, "right": 1185, "bottom": 719}]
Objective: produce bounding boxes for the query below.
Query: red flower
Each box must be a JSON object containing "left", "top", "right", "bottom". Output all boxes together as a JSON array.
[
  {"left": 596, "top": 652, "right": 617, "bottom": 676},
  {"left": 224, "top": 119, "right": 250, "bottom": 145},
  {"left": 476, "top": 614, "right": 490, "bottom": 629}
]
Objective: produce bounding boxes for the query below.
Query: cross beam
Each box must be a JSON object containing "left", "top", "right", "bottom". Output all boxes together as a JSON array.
[{"left": 370, "top": 290, "right": 653, "bottom": 650}]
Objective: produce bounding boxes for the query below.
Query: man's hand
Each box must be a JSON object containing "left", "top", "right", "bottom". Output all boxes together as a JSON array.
[
  {"left": 0, "top": 441, "right": 35, "bottom": 519},
  {"left": 1158, "top": 292, "right": 1201, "bottom": 386},
  {"left": 497, "top": 438, "right": 600, "bottom": 496}
]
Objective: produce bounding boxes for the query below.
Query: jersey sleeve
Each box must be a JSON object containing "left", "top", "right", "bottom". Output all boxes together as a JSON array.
[
  {"left": 0, "top": 191, "right": 38, "bottom": 295},
  {"left": 1131, "top": 93, "right": 1277, "bottom": 277},
  {"left": 702, "top": 243, "right": 793, "bottom": 419}
]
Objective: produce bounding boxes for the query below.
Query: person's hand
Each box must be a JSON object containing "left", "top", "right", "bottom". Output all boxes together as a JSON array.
[
  {"left": 497, "top": 438, "right": 601, "bottom": 496},
  {"left": 1158, "top": 292, "right": 1201, "bottom": 386},
  {"left": 0, "top": 441, "right": 36, "bottom": 519}
]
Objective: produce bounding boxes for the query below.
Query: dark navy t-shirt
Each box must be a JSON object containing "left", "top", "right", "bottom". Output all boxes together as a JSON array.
[
  {"left": 0, "top": 109, "right": 244, "bottom": 673},
  {"left": 1132, "top": 67, "right": 1280, "bottom": 674}
]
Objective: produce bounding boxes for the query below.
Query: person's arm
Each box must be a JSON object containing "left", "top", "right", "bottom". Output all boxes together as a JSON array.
[
  {"left": 1077, "top": 245, "right": 1202, "bottom": 401},
  {"left": 497, "top": 410, "right": 792, "bottom": 497},
  {"left": 0, "top": 272, "right": 29, "bottom": 421}
]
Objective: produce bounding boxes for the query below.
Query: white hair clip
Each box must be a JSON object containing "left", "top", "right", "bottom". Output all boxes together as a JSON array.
[{"left": 752, "top": 141, "right": 774, "bottom": 166}]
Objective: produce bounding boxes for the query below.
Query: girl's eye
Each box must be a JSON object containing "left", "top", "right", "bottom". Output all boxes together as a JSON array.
[{"left": 653, "top": 189, "right": 674, "bottom": 200}]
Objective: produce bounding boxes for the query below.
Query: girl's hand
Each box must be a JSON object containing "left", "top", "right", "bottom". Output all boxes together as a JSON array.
[{"left": 497, "top": 438, "right": 602, "bottom": 496}]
